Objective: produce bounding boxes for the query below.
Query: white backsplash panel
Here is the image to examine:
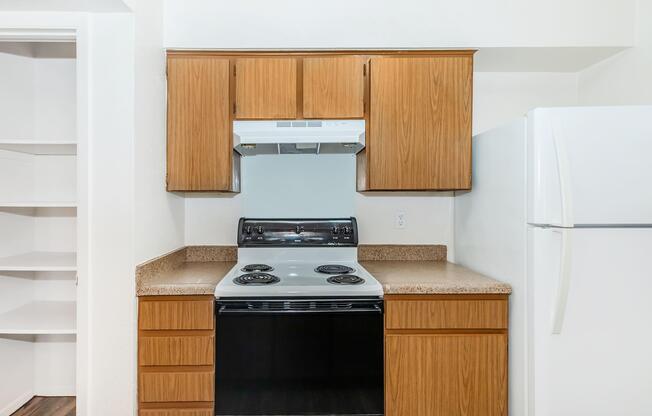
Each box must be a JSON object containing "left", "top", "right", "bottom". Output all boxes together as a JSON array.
[
  {"left": 184, "top": 154, "right": 453, "bottom": 257},
  {"left": 241, "top": 154, "right": 355, "bottom": 218}
]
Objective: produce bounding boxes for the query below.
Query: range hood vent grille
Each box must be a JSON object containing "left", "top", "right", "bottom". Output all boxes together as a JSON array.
[{"left": 233, "top": 120, "right": 365, "bottom": 156}]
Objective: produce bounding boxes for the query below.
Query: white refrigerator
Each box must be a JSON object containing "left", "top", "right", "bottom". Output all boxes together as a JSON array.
[{"left": 455, "top": 106, "right": 652, "bottom": 416}]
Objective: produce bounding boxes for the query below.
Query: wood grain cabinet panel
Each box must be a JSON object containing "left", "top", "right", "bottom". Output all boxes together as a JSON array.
[
  {"left": 303, "top": 56, "right": 365, "bottom": 119},
  {"left": 385, "top": 299, "right": 508, "bottom": 330},
  {"left": 139, "top": 371, "right": 214, "bottom": 403},
  {"left": 139, "top": 335, "right": 214, "bottom": 366},
  {"left": 140, "top": 410, "right": 213, "bottom": 416},
  {"left": 367, "top": 56, "right": 473, "bottom": 190},
  {"left": 235, "top": 58, "right": 297, "bottom": 119},
  {"left": 385, "top": 334, "right": 508, "bottom": 416},
  {"left": 167, "top": 56, "right": 234, "bottom": 191},
  {"left": 139, "top": 298, "right": 214, "bottom": 330}
]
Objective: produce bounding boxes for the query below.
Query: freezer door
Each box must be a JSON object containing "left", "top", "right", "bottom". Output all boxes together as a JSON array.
[
  {"left": 527, "top": 106, "right": 652, "bottom": 226},
  {"left": 528, "top": 226, "right": 652, "bottom": 416}
]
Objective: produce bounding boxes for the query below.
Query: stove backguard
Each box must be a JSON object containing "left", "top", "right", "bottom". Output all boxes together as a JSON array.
[{"left": 237, "top": 217, "right": 358, "bottom": 247}]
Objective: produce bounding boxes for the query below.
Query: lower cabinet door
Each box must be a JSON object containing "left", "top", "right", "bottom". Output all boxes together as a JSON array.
[
  {"left": 139, "top": 371, "right": 214, "bottom": 403},
  {"left": 140, "top": 410, "right": 213, "bottom": 416},
  {"left": 385, "top": 333, "right": 508, "bottom": 416}
]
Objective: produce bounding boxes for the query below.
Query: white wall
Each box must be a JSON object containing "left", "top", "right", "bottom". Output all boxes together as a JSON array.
[
  {"left": 0, "top": 43, "right": 34, "bottom": 139},
  {"left": 85, "top": 12, "right": 136, "bottom": 416},
  {"left": 33, "top": 48, "right": 76, "bottom": 140},
  {"left": 129, "top": 0, "right": 185, "bottom": 264},
  {"left": 473, "top": 72, "right": 578, "bottom": 134},
  {"left": 163, "top": 0, "right": 635, "bottom": 49},
  {"left": 183, "top": 73, "right": 578, "bottom": 258},
  {"left": 0, "top": 42, "right": 76, "bottom": 141},
  {"left": 579, "top": 0, "right": 652, "bottom": 104},
  {"left": 166, "top": 0, "right": 604, "bottom": 258},
  {"left": 185, "top": 156, "right": 454, "bottom": 247}
]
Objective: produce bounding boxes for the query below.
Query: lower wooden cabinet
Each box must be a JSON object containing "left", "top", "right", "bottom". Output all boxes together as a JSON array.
[
  {"left": 139, "top": 370, "right": 214, "bottom": 403},
  {"left": 138, "top": 294, "right": 507, "bottom": 416},
  {"left": 140, "top": 409, "right": 213, "bottom": 416},
  {"left": 384, "top": 295, "right": 509, "bottom": 416},
  {"left": 138, "top": 296, "right": 215, "bottom": 414}
]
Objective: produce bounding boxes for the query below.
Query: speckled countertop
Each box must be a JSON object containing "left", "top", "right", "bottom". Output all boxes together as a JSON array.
[
  {"left": 136, "top": 261, "right": 236, "bottom": 296},
  {"left": 136, "top": 245, "right": 511, "bottom": 296},
  {"left": 360, "top": 260, "right": 511, "bottom": 294},
  {"left": 136, "top": 246, "right": 236, "bottom": 296}
]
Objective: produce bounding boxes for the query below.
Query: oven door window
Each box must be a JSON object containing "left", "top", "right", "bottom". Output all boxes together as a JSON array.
[{"left": 215, "top": 300, "right": 384, "bottom": 416}]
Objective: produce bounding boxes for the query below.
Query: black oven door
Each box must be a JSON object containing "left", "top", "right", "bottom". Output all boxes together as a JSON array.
[{"left": 215, "top": 297, "right": 384, "bottom": 416}]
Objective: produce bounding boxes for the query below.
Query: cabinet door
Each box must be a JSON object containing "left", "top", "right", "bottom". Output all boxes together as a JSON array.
[
  {"left": 139, "top": 371, "right": 214, "bottom": 402},
  {"left": 140, "top": 410, "right": 213, "bottom": 416},
  {"left": 368, "top": 56, "right": 472, "bottom": 190},
  {"left": 235, "top": 58, "right": 297, "bottom": 119},
  {"left": 385, "top": 334, "right": 507, "bottom": 416},
  {"left": 167, "top": 57, "right": 233, "bottom": 191},
  {"left": 303, "top": 56, "right": 365, "bottom": 118}
]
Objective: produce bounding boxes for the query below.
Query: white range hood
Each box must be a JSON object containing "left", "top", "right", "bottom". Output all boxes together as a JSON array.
[{"left": 233, "top": 120, "right": 365, "bottom": 156}]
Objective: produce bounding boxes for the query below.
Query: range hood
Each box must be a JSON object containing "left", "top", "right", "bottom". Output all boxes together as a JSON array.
[{"left": 233, "top": 120, "right": 365, "bottom": 156}]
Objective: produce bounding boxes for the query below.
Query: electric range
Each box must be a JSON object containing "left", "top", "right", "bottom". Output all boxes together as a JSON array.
[
  {"left": 214, "top": 217, "right": 383, "bottom": 298},
  {"left": 214, "top": 218, "right": 384, "bottom": 416}
]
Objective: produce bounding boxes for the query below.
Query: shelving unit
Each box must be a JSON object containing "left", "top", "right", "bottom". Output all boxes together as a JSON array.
[
  {"left": 0, "top": 252, "right": 77, "bottom": 271},
  {"left": 0, "top": 201, "right": 77, "bottom": 208},
  {"left": 0, "top": 301, "right": 76, "bottom": 335},
  {"left": 0, "top": 34, "right": 80, "bottom": 414},
  {"left": 0, "top": 140, "right": 77, "bottom": 155}
]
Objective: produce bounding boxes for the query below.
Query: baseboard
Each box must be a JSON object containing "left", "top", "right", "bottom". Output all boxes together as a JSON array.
[
  {"left": 0, "top": 390, "right": 33, "bottom": 416},
  {"left": 36, "top": 385, "right": 76, "bottom": 397}
]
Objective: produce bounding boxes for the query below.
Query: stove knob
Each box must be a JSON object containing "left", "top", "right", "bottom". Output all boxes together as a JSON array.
[
  {"left": 244, "top": 226, "right": 252, "bottom": 234},
  {"left": 256, "top": 225, "right": 264, "bottom": 234},
  {"left": 343, "top": 226, "right": 352, "bottom": 235},
  {"left": 295, "top": 225, "right": 304, "bottom": 234},
  {"left": 332, "top": 226, "right": 340, "bottom": 235}
]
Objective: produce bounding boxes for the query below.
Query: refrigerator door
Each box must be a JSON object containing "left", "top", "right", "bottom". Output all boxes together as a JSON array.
[
  {"left": 528, "top": 226, "right": 652, "bottom": 416},
  {"left": 527, "top": 106, "right": 652, "bottom": 226}
]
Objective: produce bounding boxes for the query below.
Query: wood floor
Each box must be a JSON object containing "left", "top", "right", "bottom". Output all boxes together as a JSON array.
[{"left": 11, "top": 396, "right": 75, "bottom": 416}]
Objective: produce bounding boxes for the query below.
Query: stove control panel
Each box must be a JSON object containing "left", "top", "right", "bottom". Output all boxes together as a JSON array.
[{"left": 238, "top": 218, "right": 358, "bottom": 247}]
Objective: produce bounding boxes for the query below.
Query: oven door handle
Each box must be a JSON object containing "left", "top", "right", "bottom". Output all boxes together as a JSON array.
[{"left": 217, "top": 304, "right": 383, "bottom": 315}]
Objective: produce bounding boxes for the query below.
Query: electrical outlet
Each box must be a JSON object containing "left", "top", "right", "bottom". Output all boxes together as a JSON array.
[{"left": 395, "top": 211, "right": 407, "bottom": 229}]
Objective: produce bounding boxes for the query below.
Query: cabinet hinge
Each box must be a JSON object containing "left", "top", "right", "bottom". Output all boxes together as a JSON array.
[
  {"left": 363, "top": 64, "right": 366, "bottom": 76},
  {"left": 233, "top": 103, "right": 237, "bottom": 115},
  {"left": 233, "top": 66, "right": 236, "bottom": 77}
]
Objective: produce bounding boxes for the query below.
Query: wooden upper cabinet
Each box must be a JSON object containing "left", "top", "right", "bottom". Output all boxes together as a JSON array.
[
  {"left": 366, "top": 55, "right": 473, "bottom": 191},
  {"left": 303, "top": 56, "right": 365, "bottom": 119},
  {"left": 167, "top": 56, "right": 234, "bottom": 191},
  {"left": 235, "top": 58, "right": 297, "bottom": 119}
]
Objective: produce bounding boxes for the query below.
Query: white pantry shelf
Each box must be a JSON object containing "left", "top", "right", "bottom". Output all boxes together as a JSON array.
[
  {"left": 0, "top": 301, "right": 76, "bottom": 335},
  {"left": 0, "top": 251, "right": 77, "bottom": 271},
  {"left": 0, "top": 201, "right": 77, "bottom": 208},
  {"left": 0, "top": 140, "right": 77, "bottom": 155}
]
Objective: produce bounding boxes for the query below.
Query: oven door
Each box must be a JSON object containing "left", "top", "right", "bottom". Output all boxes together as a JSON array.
[{"left": 215, "top": 297, "right": 384, "bottom": 416}]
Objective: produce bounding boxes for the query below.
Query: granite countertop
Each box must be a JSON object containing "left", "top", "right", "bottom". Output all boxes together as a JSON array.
[
  {"left": 136, "top": 245, "right": 511, "bottom": 296},
  {"left": 136, "top": 246, "right": 237, "bottom": 296},
  {"left": 360, "top": 260, "right": 512, "bottom": 295},
  {"left": 136, "top": 261, "right": 236, "bottom": 296}
]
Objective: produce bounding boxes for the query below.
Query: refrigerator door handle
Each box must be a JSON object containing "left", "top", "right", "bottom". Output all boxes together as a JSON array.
[
  {"left": 551, "top": 119, "right": 574, "bottom": 227},
  {"left": 551, "top": 229, "right": 573, "bottom": 334}
]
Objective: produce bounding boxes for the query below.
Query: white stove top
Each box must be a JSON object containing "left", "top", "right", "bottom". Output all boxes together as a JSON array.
[{"left": 215, "top": 248, "right": 383, "bottom": 298}]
